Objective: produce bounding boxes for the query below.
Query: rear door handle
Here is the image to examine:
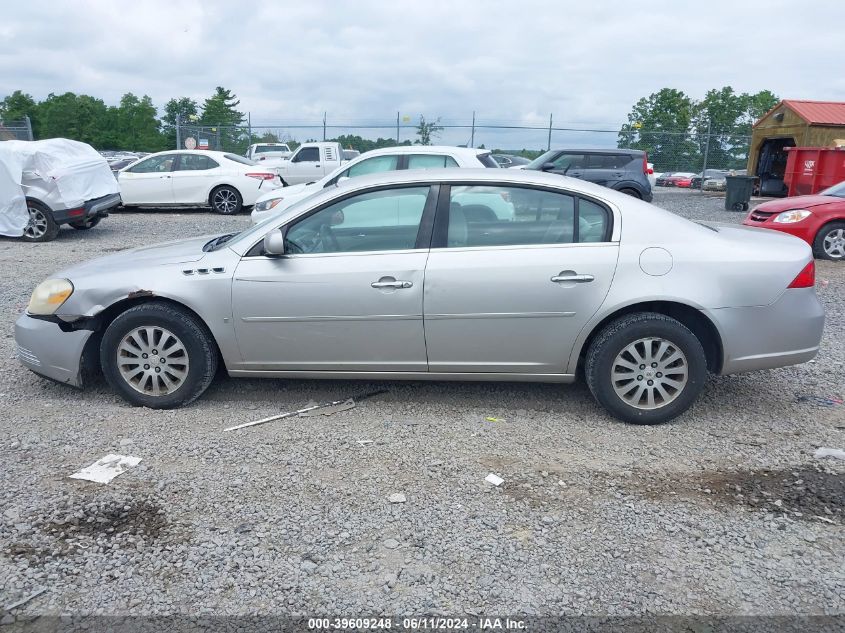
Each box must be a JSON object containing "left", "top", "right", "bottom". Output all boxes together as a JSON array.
[
  {"left": 371, "top": 279, "right": 413, "bottom": 289},
  {"left": 551, "top": 273, "right": 594, "bottom": 283}
]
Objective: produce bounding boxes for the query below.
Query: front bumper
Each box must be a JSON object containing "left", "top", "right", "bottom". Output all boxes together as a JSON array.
[
  {"left": 708, "top": 287, "right": 825, "bottom": 375},
  {"left": 14, "top": 314, "right": 92, "bottom": 387},
  {"left": 741, "top": 218, "right": 816, "bottom": 246}
]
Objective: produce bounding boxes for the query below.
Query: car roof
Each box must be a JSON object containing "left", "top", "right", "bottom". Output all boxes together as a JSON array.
[
  {"left": 332, "top": 167, "right": 622, "bottom": 202},
  {"left": 362, "top": 145, "right": 491, "bottom": 159},
  {"left": 144, "top": 149, "right": 234, "bottom": 159}
]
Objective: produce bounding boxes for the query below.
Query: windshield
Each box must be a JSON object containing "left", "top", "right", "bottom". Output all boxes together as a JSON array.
[
  {"left": 525, "top": 150, "right": 559, "bottom": 170},
  {"left": 820, "top": 181, "right": 845, "bottom": 197}
]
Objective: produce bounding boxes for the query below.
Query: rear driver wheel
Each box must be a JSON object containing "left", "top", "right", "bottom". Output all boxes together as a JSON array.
[
  {"left": 70, "top": 216, "right": 102, "bottom": 230},
  {"left": 22, "top": 201, "right": 60, "bottom": 242},
  {"left": 210, "top": 186, "right": 243, "bottom": 215},
  {"left": 585, "top": 312, "right": 708, "bottom": 424}
]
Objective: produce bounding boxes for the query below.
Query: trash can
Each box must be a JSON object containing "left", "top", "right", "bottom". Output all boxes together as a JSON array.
[{"left": 724, "top": 175, "right": 755, "bottom": 212}]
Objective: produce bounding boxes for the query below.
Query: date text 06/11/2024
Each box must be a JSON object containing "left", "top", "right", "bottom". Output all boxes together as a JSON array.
[{"left": 307, "top": 617, "right": 527, "bottom": 630}]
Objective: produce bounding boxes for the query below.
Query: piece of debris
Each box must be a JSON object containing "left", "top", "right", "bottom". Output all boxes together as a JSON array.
[
  {"left": 224, "top": 389, "right": 388, "bottom": 432},
  {"left": 485, "top": 473, "right": 504, "bottom": 487},
  {"left": 69, "top": 454, "right": 141, "bottom": 484},
  {"left": 4, "top": 587, "right": 47, "bottom": 611},
  {"left": 798, "top": 395, "right": 844, "bottom": 407},
  {"left": 382, "top": 538, "right": 400, "bottom": 550},
  {"left": 815, "top": 516, "right": 836, "bottom": 524},
  {"left": 388, "top": 493, "right": 406, "bottom": 504},
  {"left": 299, "top": 398, "right": 355, "bottom": 417},
  {"left": 485, "top": 417, "right": 505, "bottom": 423},
  {"left": 356, "top": 439, "right": 373, "bottom": 447},
  {"left": 814, "top": 447, "right": 845, "bottom": 461}
]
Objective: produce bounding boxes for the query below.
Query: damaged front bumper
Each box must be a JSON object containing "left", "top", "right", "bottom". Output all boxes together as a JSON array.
[{"left": 14, "top": 314, "right": 92, "bottom": 387}]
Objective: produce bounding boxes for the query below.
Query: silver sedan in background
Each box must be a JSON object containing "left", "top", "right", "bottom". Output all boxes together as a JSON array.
[{"left": 15, "top": 170, "right": 824, "bottom": 424}]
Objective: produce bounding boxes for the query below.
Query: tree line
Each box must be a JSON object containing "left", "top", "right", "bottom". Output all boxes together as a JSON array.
[
  {"left": 0, "top": 88, "right": 451, "bottom": 154},
  {"left": 617, "top": 86, "right": 779, "bottom": 171}
]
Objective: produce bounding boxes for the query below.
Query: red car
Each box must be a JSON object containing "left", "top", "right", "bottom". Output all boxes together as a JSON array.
[
  {"left": 743, "top": 181, "right": 845, "bottom": 261},
  {"left": 674, "top": 175, "right": 694, "bottom": 188}
]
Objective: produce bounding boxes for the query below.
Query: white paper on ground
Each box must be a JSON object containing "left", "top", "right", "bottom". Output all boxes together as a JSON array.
[
  {"left": 814, "top": 447, "right": 845, "bottom": 461},
  {"left": 69, "top": 454, "right": 142, "bottom": 484},
  {"left": 485, "top": 473, "right": 504, "bottom": 486}
]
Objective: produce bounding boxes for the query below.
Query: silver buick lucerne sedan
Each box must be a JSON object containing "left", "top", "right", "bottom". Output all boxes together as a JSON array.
[{"left": 15, "top": 170, "right": 824, "bottom": 424}]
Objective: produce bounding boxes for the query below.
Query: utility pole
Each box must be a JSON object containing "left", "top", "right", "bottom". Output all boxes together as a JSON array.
[
  {"left": 396, "top": 111, "right": 400, "bottom": 144},
  {"left": 322, "top": 112, "right": 327, "bottom": 141},
  {"left": 247, "top": 112, "right": 252, "bottom": 146},
  {"left": 470, "top": 111, "right": 476, "bottom": 148},
  {"left": 701, "top": 119, "right": 712, "bottom": 193},
  {"left": 547, "top": 114, "right": 553, "bottom": 151},
  {"left": 175, "top": 113, "right": 181, "bottom": 149}
]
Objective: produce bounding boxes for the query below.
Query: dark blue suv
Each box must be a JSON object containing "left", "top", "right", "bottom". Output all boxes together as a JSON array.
[{"left": 525, "top": 149, "right": 653, "bottom": 202}]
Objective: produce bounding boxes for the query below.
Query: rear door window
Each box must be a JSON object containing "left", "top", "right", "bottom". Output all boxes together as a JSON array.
[
  {"left": 176, "top": 154, "right": 219, "bottom": 171},
  {"left": 441, "top": 185, "right": 610, "bottom": 248}
]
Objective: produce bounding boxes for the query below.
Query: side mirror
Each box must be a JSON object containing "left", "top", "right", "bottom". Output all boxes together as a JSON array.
[
  {"left": 263, "top": 230, "right": 286, "bottom": 256},
  {"left": 541, "top": 162, "right": 557, "bottom": 172}
]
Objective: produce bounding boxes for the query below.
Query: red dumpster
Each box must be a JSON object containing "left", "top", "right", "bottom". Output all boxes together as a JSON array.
[{"left": 784, "top": 146, "right": 845, "bottom": 196}]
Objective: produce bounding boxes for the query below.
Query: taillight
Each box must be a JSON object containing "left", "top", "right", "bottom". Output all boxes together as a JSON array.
[
  {"left": 788, "top": 261, "right": 815, "bottom": 288},
  {"left": 67, "top": 208, "right": 85, "bottom": 217},
  {"left": 245, "top": 173, "right": 276, "bottom": 180}
]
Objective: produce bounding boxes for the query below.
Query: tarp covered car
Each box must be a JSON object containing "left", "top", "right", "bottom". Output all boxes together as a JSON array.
[{"left": 0, "top": 138, "right": 121, "bottom": 242}]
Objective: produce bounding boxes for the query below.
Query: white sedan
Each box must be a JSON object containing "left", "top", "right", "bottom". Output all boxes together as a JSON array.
[
  {"left": 118, "top": 150, "right": 283, "bottom": 214},
  {"left": 250, "top": 146, "right": 500, "bottom": 223}
]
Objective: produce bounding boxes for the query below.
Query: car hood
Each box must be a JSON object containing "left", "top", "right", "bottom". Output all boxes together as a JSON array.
[
  {"left": 755, "top": 195, "right": 839, "bottom": 212},
  {"left": 255, "top": 181, "right": 312, "bottom": 204},
  {"left": 55, "top": 235, "right": 212, "bottom": 278}
]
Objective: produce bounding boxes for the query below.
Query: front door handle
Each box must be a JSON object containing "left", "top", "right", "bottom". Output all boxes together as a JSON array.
[
  {"left": 371, "top": 279, "right": 413, "bottom": 289},
  {"left": 551, "top": 273, "right": 594, "bottom": 283}
]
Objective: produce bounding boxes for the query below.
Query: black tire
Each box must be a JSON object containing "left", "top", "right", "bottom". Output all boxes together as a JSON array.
[
  {"left": 100, "top": 302, "right": 218, "bottom": 409},
  {"left": 618, "top": 188, "right": 642, "bottom": 199},
  {"left": 813, "top": 221, "right": 845, "bottom": 261},
  {"left": 584, "top": 312, "right": 708, "bottom": 425},
  {"left": 22, "top": 201, "right": 60, "bottom": 242},
  {"left": 209, "top": 186, "right": 243, "bottom": 215},
  {"left": 70, "top": 216, "right": 102, "bottom": 230}
]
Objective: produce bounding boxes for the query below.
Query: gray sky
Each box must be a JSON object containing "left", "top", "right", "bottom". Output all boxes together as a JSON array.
[{"left": 2, "top": 0, "right": 844, "bottom": 148}]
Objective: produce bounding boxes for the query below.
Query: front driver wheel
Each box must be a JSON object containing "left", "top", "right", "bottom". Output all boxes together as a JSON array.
[
  {"left": 585, "top": 312, "right": 708, "bottom": 425},
  {"left": 210, "top": 186, "right": 243, "bottom": 215},
  {"left": 814, "top": 221, "right": 845, "bottom": 261},
  {"left": 100, "top": 302, "right": 218, "bottom": 409}
]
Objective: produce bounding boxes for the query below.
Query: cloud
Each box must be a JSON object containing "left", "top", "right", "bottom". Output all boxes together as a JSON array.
[{"left": 1, "top": 0, "right": 844, "bottom": 148}]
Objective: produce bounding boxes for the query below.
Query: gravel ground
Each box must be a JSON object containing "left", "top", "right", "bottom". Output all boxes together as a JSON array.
[{"left": 1, "top": 190, "right": 843, "bottom": 624}]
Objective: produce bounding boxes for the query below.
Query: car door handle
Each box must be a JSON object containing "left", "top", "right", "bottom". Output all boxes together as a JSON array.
[
  {"left": 551, "top": 273, "right": 594, "bottom": 283},
  {"left": 371, "top": 280, "right": 413, "bottom": 289}
]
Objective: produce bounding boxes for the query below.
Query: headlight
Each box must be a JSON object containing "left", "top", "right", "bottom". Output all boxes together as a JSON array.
[
  {"left": 28, "top": 279, "right": 74, "bottom": 315},
  {"left": 773, "top": 209, "right": 811, "bottom": 224},
  {"left": 255, "top": 198, "right": 284, "bottom": 212}
]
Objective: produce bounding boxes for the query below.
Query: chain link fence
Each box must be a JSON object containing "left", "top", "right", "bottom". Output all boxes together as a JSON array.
[
  {"left": 174, "top": 116, "right": 751, "bottom": 184},
  {"left": 0, "top": 117, "right": 34, "bottom": 141}
]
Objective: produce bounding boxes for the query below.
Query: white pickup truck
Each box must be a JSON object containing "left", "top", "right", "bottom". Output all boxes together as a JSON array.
[
  {"left": 245, "top": 143, "right": 292, "bottom": 162},
  {"left": 273, "top": 142, "right": 345, "bottom": 186}
]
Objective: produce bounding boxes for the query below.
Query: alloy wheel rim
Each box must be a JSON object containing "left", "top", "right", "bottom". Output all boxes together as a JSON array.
[
  {"left": 611, "top": 337, "right": 688, "bottom": 410},
  {"left": 213, "top": 189, "right": 237, "bottom": 212},
  {"left": 25, "top": 207, "right": 47, "bottom": 238},
  {"left": 823, "top": 228, "right": 845, "bottom": 259},
  {"left": 116, "top": 326, "right": 190, "bottom": 396}
]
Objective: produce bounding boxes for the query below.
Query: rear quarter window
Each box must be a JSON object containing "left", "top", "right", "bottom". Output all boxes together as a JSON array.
[{"left": 476, "top": 153, "right": 500, "bottom": 168}]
